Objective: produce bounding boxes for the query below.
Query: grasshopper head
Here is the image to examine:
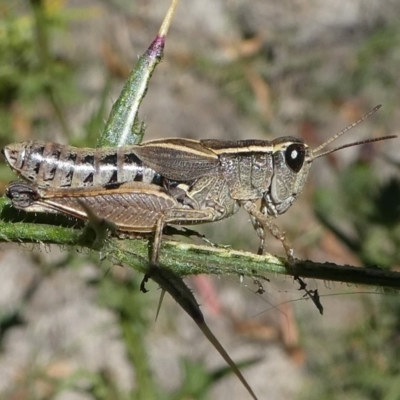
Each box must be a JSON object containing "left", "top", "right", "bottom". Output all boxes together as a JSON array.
[
  {"left": 266, "top": 105, "right": 396, "bottom": 216},
  {"left": 267, "top": 137, "right": 312, "bottom": 215}
]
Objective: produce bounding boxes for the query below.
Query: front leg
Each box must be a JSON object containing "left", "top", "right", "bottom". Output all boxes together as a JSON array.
[
  {"left": 249, "top": 214, "right": 267, "bottom": 255},
  {"left": 242, "top": 200, "right": 294, "bottom": 264}
]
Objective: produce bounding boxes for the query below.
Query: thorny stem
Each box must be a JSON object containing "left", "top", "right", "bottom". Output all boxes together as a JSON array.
[
  {"left": 1, "top": 197, "right": 400, "bottom": 291},
  {"left": 140, "top": 264, "right": 258, "bottom": 400}
]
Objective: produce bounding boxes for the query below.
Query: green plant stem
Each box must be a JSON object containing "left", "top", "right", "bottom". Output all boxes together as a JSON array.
[{"left": 1, "top": 197, "right": 399, "bottom": 290}]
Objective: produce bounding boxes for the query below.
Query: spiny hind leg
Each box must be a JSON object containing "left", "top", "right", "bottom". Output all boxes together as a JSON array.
[
  {"left": 140, "top": 214, "right": 165, "bottom": 293},
  {"left": 140, "top": 206, "right": 221, "bottom": 292}
]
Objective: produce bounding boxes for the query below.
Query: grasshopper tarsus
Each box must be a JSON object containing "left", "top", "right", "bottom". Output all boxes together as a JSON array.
[{"left": 295, "top": 276, "right": 324, "bottom": 315}]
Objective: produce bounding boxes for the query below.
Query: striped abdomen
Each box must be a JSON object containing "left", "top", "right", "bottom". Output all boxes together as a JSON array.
[{"left": 2, "top": 140, "right": 162, "bottom": 189}]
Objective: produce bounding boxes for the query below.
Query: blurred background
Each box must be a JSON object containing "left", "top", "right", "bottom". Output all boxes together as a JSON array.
[{"left": 0, "top": 0, "right": 400, "bottom": 399}]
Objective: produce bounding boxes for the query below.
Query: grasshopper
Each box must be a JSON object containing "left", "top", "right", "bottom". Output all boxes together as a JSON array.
[{"left": 3, "top": 106, "right": 396, "bottom": 271}]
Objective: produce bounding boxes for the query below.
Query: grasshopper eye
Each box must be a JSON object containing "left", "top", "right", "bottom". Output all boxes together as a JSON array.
[{"left": 285, "top": 143, "right": 306, "bottom": 173}]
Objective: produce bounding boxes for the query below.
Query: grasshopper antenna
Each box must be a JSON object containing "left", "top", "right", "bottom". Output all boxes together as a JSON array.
[{"left": 312, "top": 105, "right": 397, "bottom": 160}]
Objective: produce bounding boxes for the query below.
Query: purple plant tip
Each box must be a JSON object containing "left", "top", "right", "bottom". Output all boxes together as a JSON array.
[{"left": 146, "top": 35, "right": 165, "bottom": 60}]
